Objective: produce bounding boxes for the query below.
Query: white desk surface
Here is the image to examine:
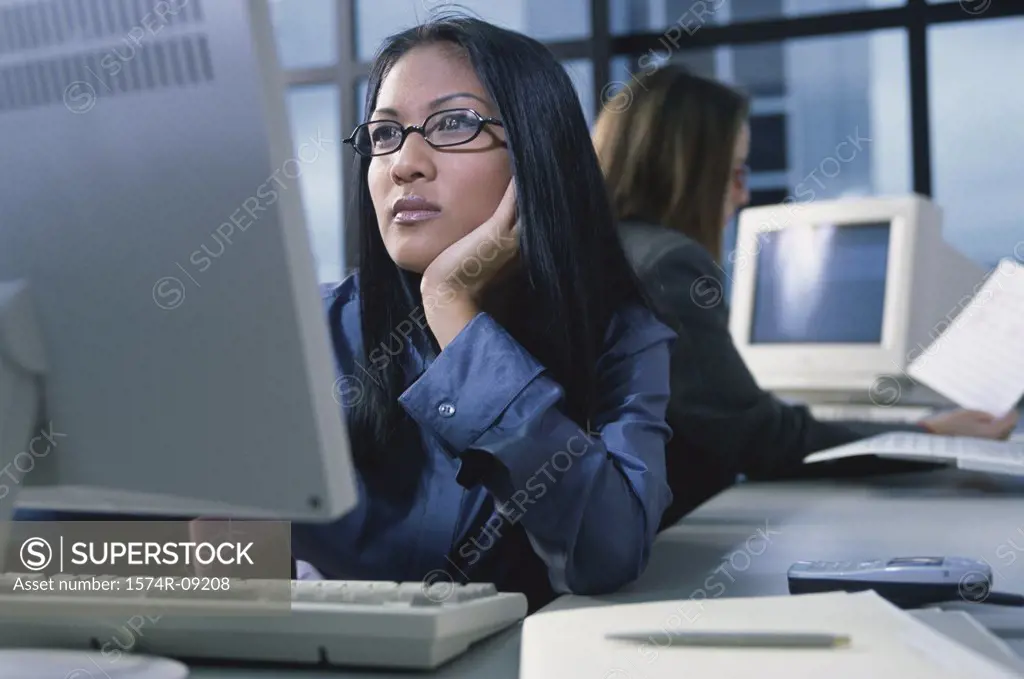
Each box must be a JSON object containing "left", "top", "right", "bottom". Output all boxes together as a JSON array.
[{"left": 190, "top": 468, "right": 1024, "bottom": 678}]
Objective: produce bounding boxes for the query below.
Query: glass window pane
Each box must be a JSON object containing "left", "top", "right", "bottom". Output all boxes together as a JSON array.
[
  {"left": 269, "top": 0, "right": 336, "bottom": 69},
  {"left": 611, "top": 0, "right": 904, "bottom": 34},
  {"left": 561, "top": 59, "right": 595, "bottom": 127},
  {"left": 355, "top": 0, "right": 590, "bottom": 62},
  {"left": 286, "top": 86, "right": 343, "bottom": 282},
  {"left": 607, "top": 50, "right": 715, "bottom": 116},
  {"left": 357, "top": 78, "right": 369, "bottom": 123},
  {"left": 929, "top": 17, "right": 1024, "bottom": 269},
  {"left": 609, "top": 30, "right": 912, "bottom": 281}
]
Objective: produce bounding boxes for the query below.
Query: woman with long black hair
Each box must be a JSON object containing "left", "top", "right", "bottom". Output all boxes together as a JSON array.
[
  {"left": 287, "top": 16, "right": 676, "bottom": 612},
  {"left": 16, "top": 15, "right": 676, "bottom": 614}
]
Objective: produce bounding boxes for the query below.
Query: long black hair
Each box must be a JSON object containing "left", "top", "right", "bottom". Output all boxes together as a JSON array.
[{"left": 349, "top": 15, "right": 653, "bottom": 484}]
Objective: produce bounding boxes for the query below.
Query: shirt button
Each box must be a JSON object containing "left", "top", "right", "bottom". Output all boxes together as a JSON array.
[{"left": 437, "top": 402, "right": 456, "bottom": 417}]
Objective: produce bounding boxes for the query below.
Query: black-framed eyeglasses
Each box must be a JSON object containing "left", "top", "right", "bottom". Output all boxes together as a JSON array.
[{"left": 343, "top": 108, "right": 504, "bottom": 157}]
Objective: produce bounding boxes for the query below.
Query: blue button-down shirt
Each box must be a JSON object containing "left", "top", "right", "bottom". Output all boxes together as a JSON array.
[
  {"left": 15, "top": 273, "right": 676, "bottom": 612},
  {"left": 290, "top": 274, "right": 676, "bottom": 609}
]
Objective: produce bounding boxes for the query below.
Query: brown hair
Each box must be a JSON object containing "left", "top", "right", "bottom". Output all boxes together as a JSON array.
[{"left": 593, "top": 66, "right": 750, "bottom": 261}]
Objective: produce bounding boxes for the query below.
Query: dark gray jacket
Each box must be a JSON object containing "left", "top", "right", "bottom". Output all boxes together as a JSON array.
[{"left": 618, "top": 221, "right": 931, "bottom": 526}]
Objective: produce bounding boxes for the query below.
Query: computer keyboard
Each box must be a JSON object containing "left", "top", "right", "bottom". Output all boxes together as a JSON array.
[
  {"left": 0, "top": 575, "right": 528, "bottom": 670},
  {"left": 804, "top": 432, "right": 1024, "bottom": 476},
  {"left": 809, "top": 404, "right": 936, "bottom": 423}
]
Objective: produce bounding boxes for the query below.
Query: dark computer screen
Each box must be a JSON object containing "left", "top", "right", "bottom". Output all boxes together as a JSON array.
[{"left": 750, "top": 222, "right": 890, "bottom": 344}]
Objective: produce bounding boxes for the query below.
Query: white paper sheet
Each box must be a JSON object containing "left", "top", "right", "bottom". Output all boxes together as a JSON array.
[
  {"left": 519, "top": 590, "right": 1020, "bottom": 679},
  {"left": 906, "top": 259, "right": 1024, "bottom": 417}
]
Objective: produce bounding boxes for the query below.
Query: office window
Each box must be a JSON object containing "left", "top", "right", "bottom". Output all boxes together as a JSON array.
[
  {"left": 611, "top": 31, "right": 911, "bottom": 205},
  {"left": 355, "top": 0, "right": 590, "bottom": 62},
  {"left": 285, "top": 86, "right": 343, "bottom": 282},
  {"left": 929, "top": 17, "right": 1024, "bottom": 270},
  {"left": 269, "top": 0, "right": 337, "bottom": 69},
  {"left": 765, "top": 31, "right": 909, "bottom": 201},
  {"left": 610, "top": 0, "right": 903, "bottom": 35}
]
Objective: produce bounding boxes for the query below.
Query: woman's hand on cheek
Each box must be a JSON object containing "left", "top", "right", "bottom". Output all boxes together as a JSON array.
[
  {"left": 420, "top": 179, "right": 520, "bottom": 349},
  {"left": 421, "top": 179, "right": 519, "bottom": 301}
]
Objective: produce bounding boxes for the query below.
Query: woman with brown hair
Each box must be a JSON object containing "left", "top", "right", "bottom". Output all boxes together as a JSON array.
[{"left": 593, "top": 66, "right": 1018, "bottom": 527}]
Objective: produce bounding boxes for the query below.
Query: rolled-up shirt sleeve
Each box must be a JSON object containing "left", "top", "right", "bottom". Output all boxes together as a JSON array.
[{"left": 398, "top": 307, "right": 675, "bottom": 595}]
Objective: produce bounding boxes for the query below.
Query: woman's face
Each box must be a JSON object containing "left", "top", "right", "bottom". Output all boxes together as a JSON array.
[
  {"left": 722, "top": 120, "right": 751, "bottom": 229},
  {"left": 368, "top": 43, "right": 512, "bottom": 274}
]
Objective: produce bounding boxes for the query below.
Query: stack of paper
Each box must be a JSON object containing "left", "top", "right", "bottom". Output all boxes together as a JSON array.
[
  {"left": 801, "top": 431, "right": 1024, "bottom": 465},
  {"left": 906, "top": 258, "right": 1024, "bottom": 417},
  {"left": 519, "top": 590, "right": 1020, "bottom": 678}
]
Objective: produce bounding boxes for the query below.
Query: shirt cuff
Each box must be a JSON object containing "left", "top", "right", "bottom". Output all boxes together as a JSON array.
[{"left": 398, "top": 312, "right": 544, "bottom": 453}]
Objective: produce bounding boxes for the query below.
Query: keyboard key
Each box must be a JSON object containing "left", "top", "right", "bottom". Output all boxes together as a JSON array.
[{"left": 453, "top": 583, "right": 498, "bottom": 602}]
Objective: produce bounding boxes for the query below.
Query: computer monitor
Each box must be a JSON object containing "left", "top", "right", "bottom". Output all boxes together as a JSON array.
[
  {"left": 0, "top": 0, "right": 357, "bottom": 548},
  {"left": 728, "top": 195, "right": 984, "bottom": 400}
]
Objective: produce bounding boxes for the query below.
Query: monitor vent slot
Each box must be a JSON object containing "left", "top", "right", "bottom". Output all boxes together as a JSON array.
[
  {"left": 0, "top": 33, "right": 214, "bottom": 112},
  {"left": 0, "top": 0, "right": 205, "bottom": 54}
]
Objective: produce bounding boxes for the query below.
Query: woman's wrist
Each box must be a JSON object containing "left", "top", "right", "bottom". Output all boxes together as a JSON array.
[{"left": 422, "top": 285, "right": 479, "bottom": 349}]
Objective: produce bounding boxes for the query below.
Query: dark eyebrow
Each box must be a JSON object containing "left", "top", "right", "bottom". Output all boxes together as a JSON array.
[
  {"left": 429, "top": 92, "right": 489, "bottom": 109},
  {"left": 372, "top": 92, "right": 491, "bottom": 119}
]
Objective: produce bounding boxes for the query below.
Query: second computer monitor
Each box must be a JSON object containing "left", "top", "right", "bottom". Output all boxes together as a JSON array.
[{"left": 729, "top": 195, "right": 983, "bottom": 397}]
